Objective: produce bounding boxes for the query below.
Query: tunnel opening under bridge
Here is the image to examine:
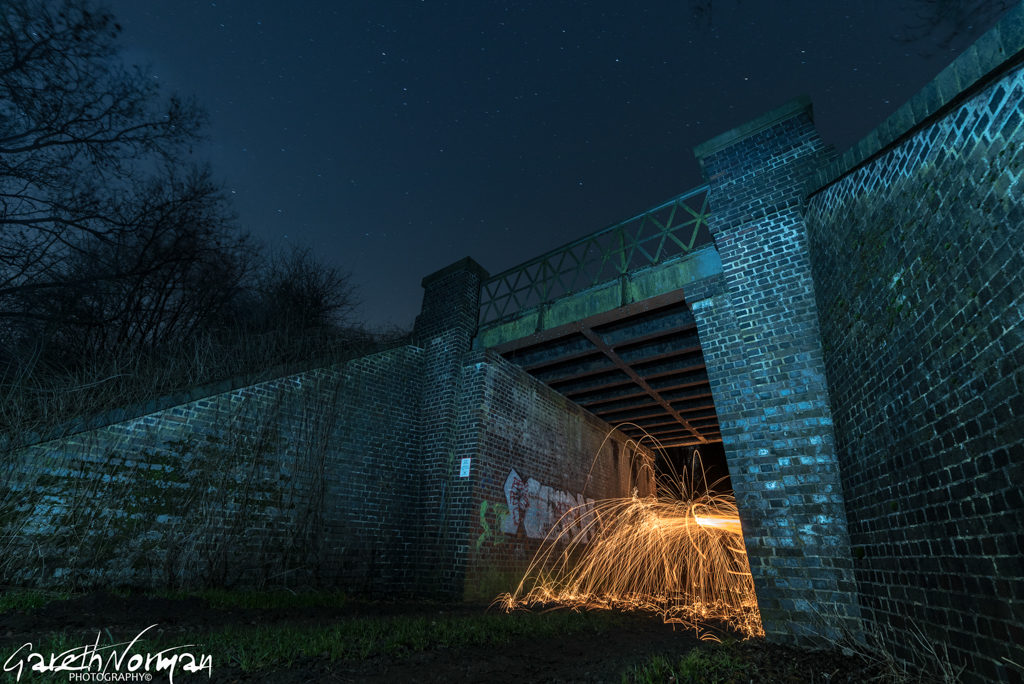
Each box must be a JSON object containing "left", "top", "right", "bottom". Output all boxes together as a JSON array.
[
  {"left": 478, "top": 294, "right": 760, "bottom": 637},
  {"left": 488, "top": 296, "right": 731, "bottom": 484}
]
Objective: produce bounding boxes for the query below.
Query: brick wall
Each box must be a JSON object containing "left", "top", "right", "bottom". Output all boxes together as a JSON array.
[
  {"left": 459, "top": 349, "right": 653, "bottom": 602},
  {"left": 691, "top": 99, "right": 860, "bottom": 643},
  {"left": 803, "top": 56, "right": 1024, "bottom": 680},
  {"left": 319, "top": 348, "right": 424, "bottom": 593},
  {"left": 7, "top": 19, "right": 1021, "bottom": 669},
  {"left": 413, "top": 257, "right": 490, "bottom": 596},
  {"left": 1, "top": 345, "right": 424, "bottom": 592},
  {"left": 407, "top": 257, "right": 650, "bottom": 601},
  {"left": 2, "top": 254, "right": 644, "bottom": 601}
]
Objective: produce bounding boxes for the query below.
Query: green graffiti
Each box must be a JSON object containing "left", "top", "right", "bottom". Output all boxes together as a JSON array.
[{"left": 475, "top": 500, "right": 510, "bottom": 551}]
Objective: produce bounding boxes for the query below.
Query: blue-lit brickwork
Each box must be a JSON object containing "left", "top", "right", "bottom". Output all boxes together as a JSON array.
[
  {"left": 413, "top": 257, "right": 490, "bottom": 597},
  {"left": 804, "top": 56, "right": 1024, "bottom": 682},
  {"left": 690, "top": 98, "right": 860, "bottom": 644},
  {"left": 3, "top": 8, "right": 1022, "bottom": 680},
  {"left": 411, "top": 258, "right": 643, "bottom": 599},
  {"left": 2, "top": 346, "right": 425, "bottom": 591},
  {"left": 4, "top": 256, "right": 643, "bottom": 601},
  {"left": 459, "top": 348, "right": 651, "bottom": 602}
]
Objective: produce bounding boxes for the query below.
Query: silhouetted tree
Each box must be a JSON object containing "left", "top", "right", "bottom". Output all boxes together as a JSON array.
[
  {"left": 253, "top": 246, "right": 358, "bottom": 333},
  {"left": 33, "top": 169, "right": 256, "bottom": 363},
  {"left": 0, "top": 1, "right": 246, "bottom": 359},
  {"left": 0, "top": 1, "right": 365, "bottom": 435}
]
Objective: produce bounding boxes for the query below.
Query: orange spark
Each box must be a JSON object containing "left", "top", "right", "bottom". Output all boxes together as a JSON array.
[
  {"left": 497, "top": 435, "right": 764, "bottom": 640},
  {"left": 694, "top": 514, "right": 743, "bottom": 535}
]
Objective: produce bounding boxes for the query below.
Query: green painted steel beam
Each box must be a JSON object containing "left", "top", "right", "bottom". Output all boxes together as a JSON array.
[
  {"left": 594, "top": 304, "right": 695, "bottom": 346},
  {"left": 477, "top": 245, "right": 721, "bottom": 350}
]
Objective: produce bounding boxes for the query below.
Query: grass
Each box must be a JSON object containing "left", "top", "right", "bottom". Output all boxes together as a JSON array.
[
  {"left": 203, "top": 610, "right": 629, "bottom": 670},
  {"left": 4, "top": 604, "right": 632, "bottom": 681},
  {"left": 1, "top": 589, "right": 965, "bottom": 682},
  {"left": 4, "top": 632, "right": 92, "bottom": 683},
  {"left": 0, "top": 588, "right": 69, "bottom": 614},
  {"left": 157, "top": 587, "right": 350, "bottom": 611},
  {"left": 624, "top": 641, "right": 752, "bottom": 684},
  {"left": 0, "top": 587, "right": 350, "bottom": 616},
  {"left": 0, "top": 325, "right": 406, "bottom": 447}
]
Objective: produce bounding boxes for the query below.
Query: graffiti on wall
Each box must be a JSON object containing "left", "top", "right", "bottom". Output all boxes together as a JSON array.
[
  {"left": 475, "top": 500, "right": 510, "bottom": 551},
  {"left": 499, "top": 469, "right": 595, "bottom": 542}
]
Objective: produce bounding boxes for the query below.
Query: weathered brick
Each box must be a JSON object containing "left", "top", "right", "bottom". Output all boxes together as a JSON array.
[
  {"left": 691, "top": 97, "right": 859, "bottom": 644},
  {"left": 804, "top": 55, "right": 1024, "bottom": 681}
]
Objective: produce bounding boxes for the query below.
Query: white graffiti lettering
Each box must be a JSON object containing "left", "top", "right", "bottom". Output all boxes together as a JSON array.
[{"left": 500, "top": 469, "right": 595, "bottom": 542}]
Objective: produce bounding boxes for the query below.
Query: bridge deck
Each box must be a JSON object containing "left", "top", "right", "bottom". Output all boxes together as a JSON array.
[
  {"left": 474, "top": 187, "right": 723, "bottom": 449},
  {"left": 487, "top": 297, "right": 720, "bottom": 448}
]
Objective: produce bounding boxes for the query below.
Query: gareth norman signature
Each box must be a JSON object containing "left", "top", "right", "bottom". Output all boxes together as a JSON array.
[{"left": 3, "top": 624, "right": 213, "bottom": 682}]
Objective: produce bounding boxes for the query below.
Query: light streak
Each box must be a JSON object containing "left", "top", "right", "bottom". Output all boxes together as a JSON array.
[
  {"left": 694, "top": 514, "right": 743, "bottom": 535},
  {"left": 497, "top": 434, "right": 764, "bottom": 640}
]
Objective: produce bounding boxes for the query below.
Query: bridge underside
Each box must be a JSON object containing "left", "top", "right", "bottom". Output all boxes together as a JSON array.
[{"left": 486, "top": 294, "right": 720, "bottom": 448}]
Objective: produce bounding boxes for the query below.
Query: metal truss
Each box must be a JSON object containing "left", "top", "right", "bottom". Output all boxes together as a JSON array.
[{"left": 479, "top": 185, "right": 712, "bottom": 326}]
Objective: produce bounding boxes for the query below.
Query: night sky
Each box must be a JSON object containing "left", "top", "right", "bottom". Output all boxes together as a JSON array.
[{"left": 104, "top": 0, "right": 1011, "bottom": 329}]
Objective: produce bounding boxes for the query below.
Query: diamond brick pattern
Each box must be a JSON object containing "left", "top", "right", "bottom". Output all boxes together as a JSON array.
[{"left": 804, "top": 62, "right": 1024, "bottom": 681}]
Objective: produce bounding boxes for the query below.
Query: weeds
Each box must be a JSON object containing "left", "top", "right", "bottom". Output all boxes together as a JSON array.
[
  {"left": 809, "top": 604, "right": 965, "bottom": 683},
  {"left": 191, "top": 610, "right": 628, "bottom": 669},
  {"left": 0, "top": 357, "right": 360, "bottom": 590},
  {"left": 2, "top": 607, "right": 631, "bottom": 678},
  {"left": 625, "top": 610, "right": 970, "bottom": 684},
  {"left": 0, "top": 589, "right": 976, "bottom": 682},
  {"left": 0, "top": 588, "right": 69, "bottom": 614},
  {"left": 0, "top": 326, "right": 405, "bottom": 446},
  {"left": 157, "top": 588, "right": 349, "bottom": 611},
  {"left": 624, "top": 642, "right": 751, "bottom": 684}
]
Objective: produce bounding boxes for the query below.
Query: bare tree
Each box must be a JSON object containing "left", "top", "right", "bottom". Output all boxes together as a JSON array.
[
  {"left": 0, "top": 1, "right": 258, "bottom": 363},
  {"left": 0, "top": 1, "right": 209, "bottom": 329},
  {"left": 252, "top": 246, "right": 358, "bottom": 334},
  {"left": 34, "top": 168, "right": 255, "bottom": 362},
  {"left": 0, "top": 1, "right": 369, "bottom": 437}
]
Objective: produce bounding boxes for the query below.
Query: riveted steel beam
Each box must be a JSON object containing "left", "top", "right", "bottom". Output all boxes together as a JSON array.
[
  {"left": 506, "top": 333, "right": 595, "bottom": 370},
  {"left": 532, "top": 354, "right": 618, "bottom": 383},
  {"left": 633, "top": 353, "right": 706, "bottom": 381},
  {"left": 549, "top": 370, "right": 632, "bottom": 396},
  {"left": 615, "top": 331, "right": 703, "bottom": 364},
  {"left": 581, "top": 326, "right": 706, "bottom": 445},
  {"left": 593, "top": 304, "right": 696, "bottom": 347}
]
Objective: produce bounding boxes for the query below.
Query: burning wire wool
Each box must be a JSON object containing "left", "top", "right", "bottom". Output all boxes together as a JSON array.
[{"left": 498, "top": 436, "right": 763, "bottom": 640}]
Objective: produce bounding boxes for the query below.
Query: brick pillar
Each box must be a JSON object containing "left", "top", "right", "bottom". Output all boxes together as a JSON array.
[
  {"left": 413, "top": 257, "right": 489, "bottom": 596},
  {"left": 690, "top": 96, "right": 859, "bottom": 642}
]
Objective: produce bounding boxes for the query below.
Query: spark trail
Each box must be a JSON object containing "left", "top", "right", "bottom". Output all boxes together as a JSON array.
[{"left": 498, "top": 433, "right": 763, "bottom": 640}]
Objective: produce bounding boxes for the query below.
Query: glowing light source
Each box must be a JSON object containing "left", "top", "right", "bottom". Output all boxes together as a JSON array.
[
  {"left": 694, "top": 514, "right": 743, "bottom": 535},
  {"left": 497, "top": 432, "right": 763, "bottom": 640}
]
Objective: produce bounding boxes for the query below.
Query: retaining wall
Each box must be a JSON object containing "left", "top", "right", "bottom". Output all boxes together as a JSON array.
[
  {"left": 1, "top": 346, "right": 424, "bottom": 591},
  {"left": 803, "top": 30, "right": 1024, "bottom": 681},
  {"left": 3, "top": 268, "right": 638, "bottom": 600}
]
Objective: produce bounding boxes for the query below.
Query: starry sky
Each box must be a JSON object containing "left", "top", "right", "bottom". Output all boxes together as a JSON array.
[{"left": 104, "top": 0, "right": 1011, "bottom": 329}]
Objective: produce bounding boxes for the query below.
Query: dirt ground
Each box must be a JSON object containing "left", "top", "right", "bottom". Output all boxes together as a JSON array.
[{"left": 0, "top": 591, "right": 877, "bottom": 683}]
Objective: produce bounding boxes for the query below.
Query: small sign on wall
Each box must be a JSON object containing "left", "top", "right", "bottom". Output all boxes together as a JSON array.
[{"left": 459, "top": 458, "right": 471, "bottom": 478}]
